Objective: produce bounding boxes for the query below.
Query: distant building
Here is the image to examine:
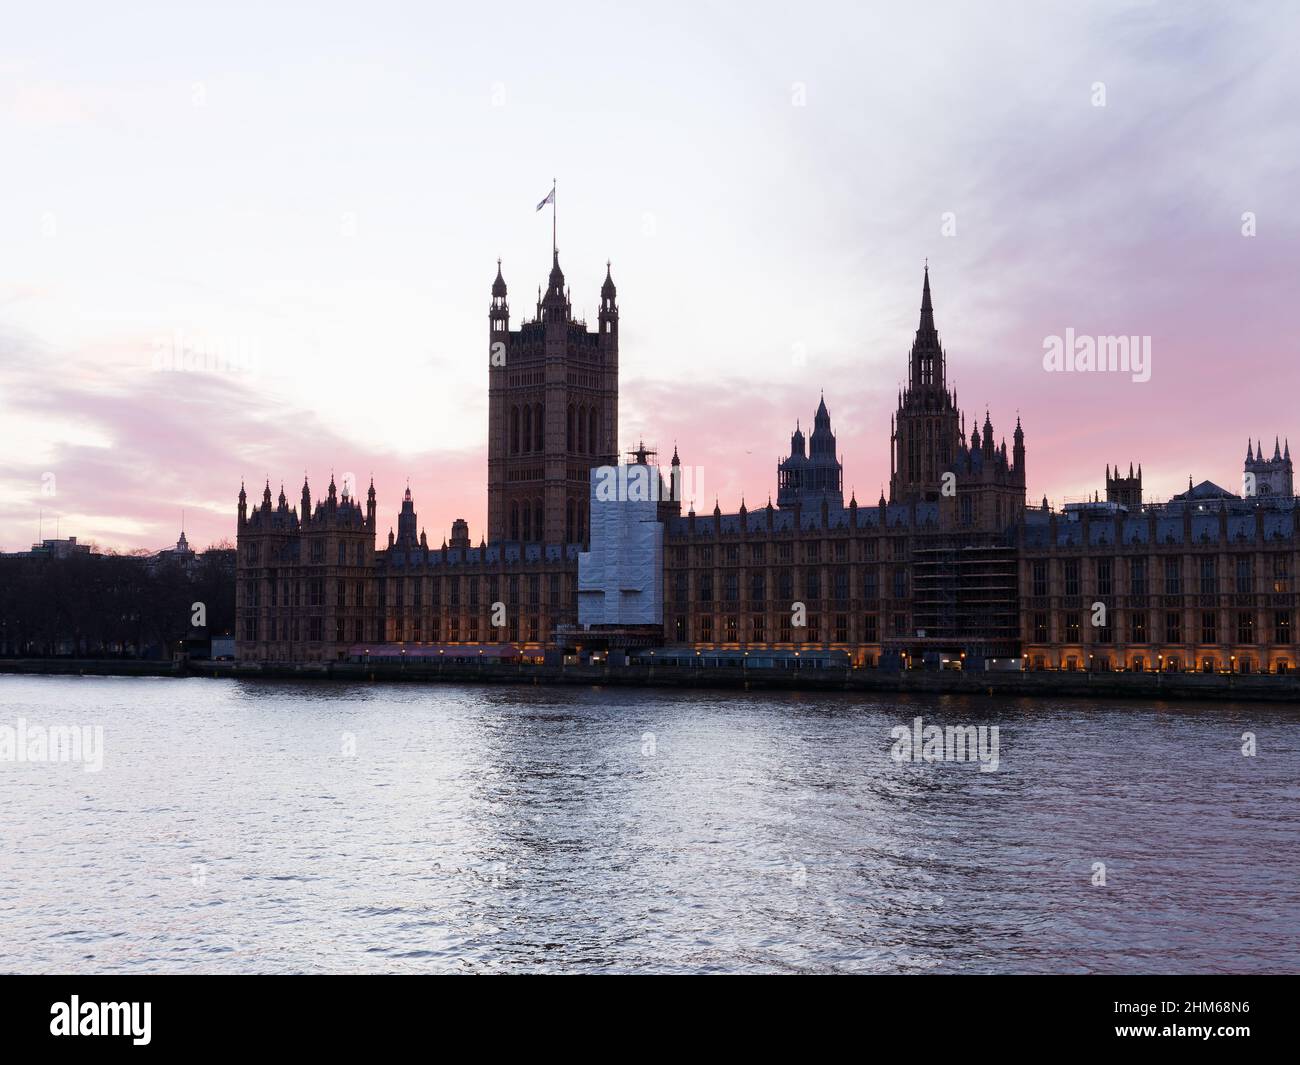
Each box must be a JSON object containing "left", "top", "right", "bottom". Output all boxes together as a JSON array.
[
  {"left": 148, "top": 529, "right": 197, "bottom": 574},
  {"left": 4, "top": 536, "right": 95, "bottom": 560},
  {"left": 1245, "top": 438, "right": 1293, "bottom": 498}
]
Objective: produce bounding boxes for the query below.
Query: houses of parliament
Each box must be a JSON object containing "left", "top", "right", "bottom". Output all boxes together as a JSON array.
[{"left": 235, "top": 247, "right": 1300, "bottom": 674}]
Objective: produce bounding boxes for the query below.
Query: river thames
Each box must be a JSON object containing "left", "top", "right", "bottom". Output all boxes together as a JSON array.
[{"left": 1, "top": 675, "right": 1297, "bottom": 974}]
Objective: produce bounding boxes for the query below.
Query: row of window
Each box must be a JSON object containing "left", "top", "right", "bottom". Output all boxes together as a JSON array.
[
  {"left": 1030, "top": 555, "right": 1291, "bottom": 597},
  {"left": 1030, "top": 610, "right": 1293, "bottom": 645},
  {"left": 242, "top": 539, "right": 369, "bottom": 566},
  {"left": 246, "top": 574, "right": 573, "bottom": 609},
  {"left": 508, "top": 403, "right": 603, "bottom": 456},
  {"left": 673, "top": 567, "right": 905, "bottom": 603},
  {"left": 670, "top": 614, "right": 903, "bottom": 644},
  {"left": 507, "top": 498, "right": 588, "bottom": 543},
  {"left": 243, "top": 616, "right": 548, "bottom": 644},
  {"left": 673, "top": 540, "right": 907, "bottom": 564},
  {"left": 1040, "top": 655, "right": 1289, "bottom": 674}
]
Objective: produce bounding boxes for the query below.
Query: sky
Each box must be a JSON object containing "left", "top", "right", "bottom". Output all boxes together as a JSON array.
[{"left": 1, "top": 0, "right": 1298, "bottom": 552}]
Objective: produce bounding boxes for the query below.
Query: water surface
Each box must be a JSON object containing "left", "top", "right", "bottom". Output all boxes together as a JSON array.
[{"left": 1, "top": 675, "right": 1296, "bottom": 973}]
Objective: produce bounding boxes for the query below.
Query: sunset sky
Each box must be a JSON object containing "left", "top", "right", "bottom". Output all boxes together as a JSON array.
[{"left": 2, "top": 1, "right": 1297, "bottom": 552}]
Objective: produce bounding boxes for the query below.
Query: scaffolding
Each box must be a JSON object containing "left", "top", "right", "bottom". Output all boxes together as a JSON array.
[{"left": 902, "top": 534, "right": 1020, "bottom": 662}]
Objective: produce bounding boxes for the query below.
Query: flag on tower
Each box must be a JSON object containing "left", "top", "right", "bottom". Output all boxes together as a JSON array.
[{"left": 536, "top": 185, "right": 555, "bottom": 211}]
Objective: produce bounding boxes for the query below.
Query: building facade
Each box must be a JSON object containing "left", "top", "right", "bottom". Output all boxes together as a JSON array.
[
  {"left": 235, "top": 254, "right": 608, "bottom": 663},
  {"left": 1019, "top": 498, "right": 1300, "bottom": 674},
  {"left": 235, "top": 253, "right": 1300, "bottom": 672}
]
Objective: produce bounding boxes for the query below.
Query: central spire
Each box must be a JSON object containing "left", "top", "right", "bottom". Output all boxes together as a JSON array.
[{"left": 908, "top": 263, "right": 944, "bottom": 391}]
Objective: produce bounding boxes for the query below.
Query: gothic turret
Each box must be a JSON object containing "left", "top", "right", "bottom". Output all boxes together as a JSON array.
[
  {"left": 598, "top": 261, "right": 618, "bottom": 339},
  {"left": 395, "top": 484, "right": 418, "bottom": 546},
  {"left": 778, "top": 399, "right": 844, "bottom": 512}
]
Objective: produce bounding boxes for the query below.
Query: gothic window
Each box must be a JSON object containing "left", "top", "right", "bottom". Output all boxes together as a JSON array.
[
  {"left": 510, "top": 406, "right": 519, "bottom": 454},
  {"left": 510, "top": 503, "right": 519, "bottom": 541},
  {"left": 1165, "top": 611, "right": 1181, "bottom": 643},
  {"left": 1129, "top": 558, "right": 1148, "bottom": 596},
  {"left": 589, "top": 409, "right": 599, "bottom": 456},
  {"left": 522, "top": 505, "right": 532, "bottom": 542},
  {"left": 1164, "top": 558, "right": 1182, "bottom": 595},
  {"left": 1237, "top": 611, "right": 1255, "bottom": 643},
  {"left": 1200, "top": 557, "right": 1217, "bottom": 594},
  {"left": 1236, "top": 556, "right": 1255, "bottom": 594},
  {"left": 1274, "top": 611, "right": 1291, "bottom": 645},
  {"left": 577, "top": 406, "right": 586, "bottom": 453},
  {"left": 533, "top": 500, "right": 544, "bottom": 542},
  {"left": 522, "top": 405, "right": 532, "bottom": 453},
  {"left": 567, "top": 405, "right": 575, "bottom": 452},
  {"left": 1096, "top": 558, "right": 1112, "bottom": 597},
  {"left": 534, "top": 402, "right": 544, "bottom": 452},
  {"left": 566, "top": 499, "right": 575, "bottom": 543}
]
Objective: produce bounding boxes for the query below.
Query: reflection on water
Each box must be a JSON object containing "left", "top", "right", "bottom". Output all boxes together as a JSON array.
[{"left": 1, "top": 676, "right": 1297, "bottom": 973}]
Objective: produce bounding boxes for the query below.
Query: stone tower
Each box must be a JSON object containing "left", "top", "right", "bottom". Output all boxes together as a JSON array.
[
  {"left": 777, "top": 396, "right": 844, "bottom": 511},
  {"left": 890, "top": 266, "right": 961, "bottom": 503},
  {"left": 1244, "top": 438, "right": 1293, "bottom": 498},
  {"left": 1106, "top": 462, "right": 1143, "bottom": 508},
  {"left": 487, "top": 254, "right": 619, "bottom": 545}
]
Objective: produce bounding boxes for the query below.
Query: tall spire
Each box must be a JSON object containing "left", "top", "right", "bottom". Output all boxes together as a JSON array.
[{"left": 907, "top": 262, "right": 943, "bottom": 390}]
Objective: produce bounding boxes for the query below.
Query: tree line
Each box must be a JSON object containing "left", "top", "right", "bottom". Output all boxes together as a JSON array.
[{"left": 0, "top": 547, "right": 236, "bottom": 658}]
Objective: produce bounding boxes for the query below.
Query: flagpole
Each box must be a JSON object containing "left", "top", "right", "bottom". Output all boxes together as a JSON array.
[{"left": 552, "top": 177, "right": 557, "bottom": 258}]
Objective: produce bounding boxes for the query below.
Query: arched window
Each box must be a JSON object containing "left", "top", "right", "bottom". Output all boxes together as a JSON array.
[
  {"left": 589, "top": 408, "right": 598, "bottom": 456},
  {"left": 567, "top": 405, "right": 575, "bottom": 452},
  {"left": 510, "top": 406, "right": 519, "bottom": 455},
  {"left": 534, "top": 500, "right": 544, "bottom": 543},
  {"left": 510, "top": 502, "right": 519, "bottom": 541},
  {"left": 566, "top": 499, "right": 575, "bottom": 543},
  {"left": 534, "top": 402, "right": 544, "bottom": 452},
  {"left": 522, "top": 504, "right": 531, "bottom": 542},
  {"left": 522, "top": 406, "right": 532, "bottom": 453},
  {"left": 577, "top": 406, "right": 586, "bottom": 453}
]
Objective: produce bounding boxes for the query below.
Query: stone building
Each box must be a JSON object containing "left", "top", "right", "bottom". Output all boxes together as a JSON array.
[
  {"left": 235, "top": 252, "right": 608, "bottom": 663},
  {"left": 660, "top": 268, "right": 1024, "bottom": 666},
  {"left": 1019, "top": 500, "right": 1300, "bottom": 673},
  {"left": 235, "top": 249, "right": 1300, "bottom": 673},
  {"left": 236, "top": 476, "right": 377, "bottom": 661}
]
